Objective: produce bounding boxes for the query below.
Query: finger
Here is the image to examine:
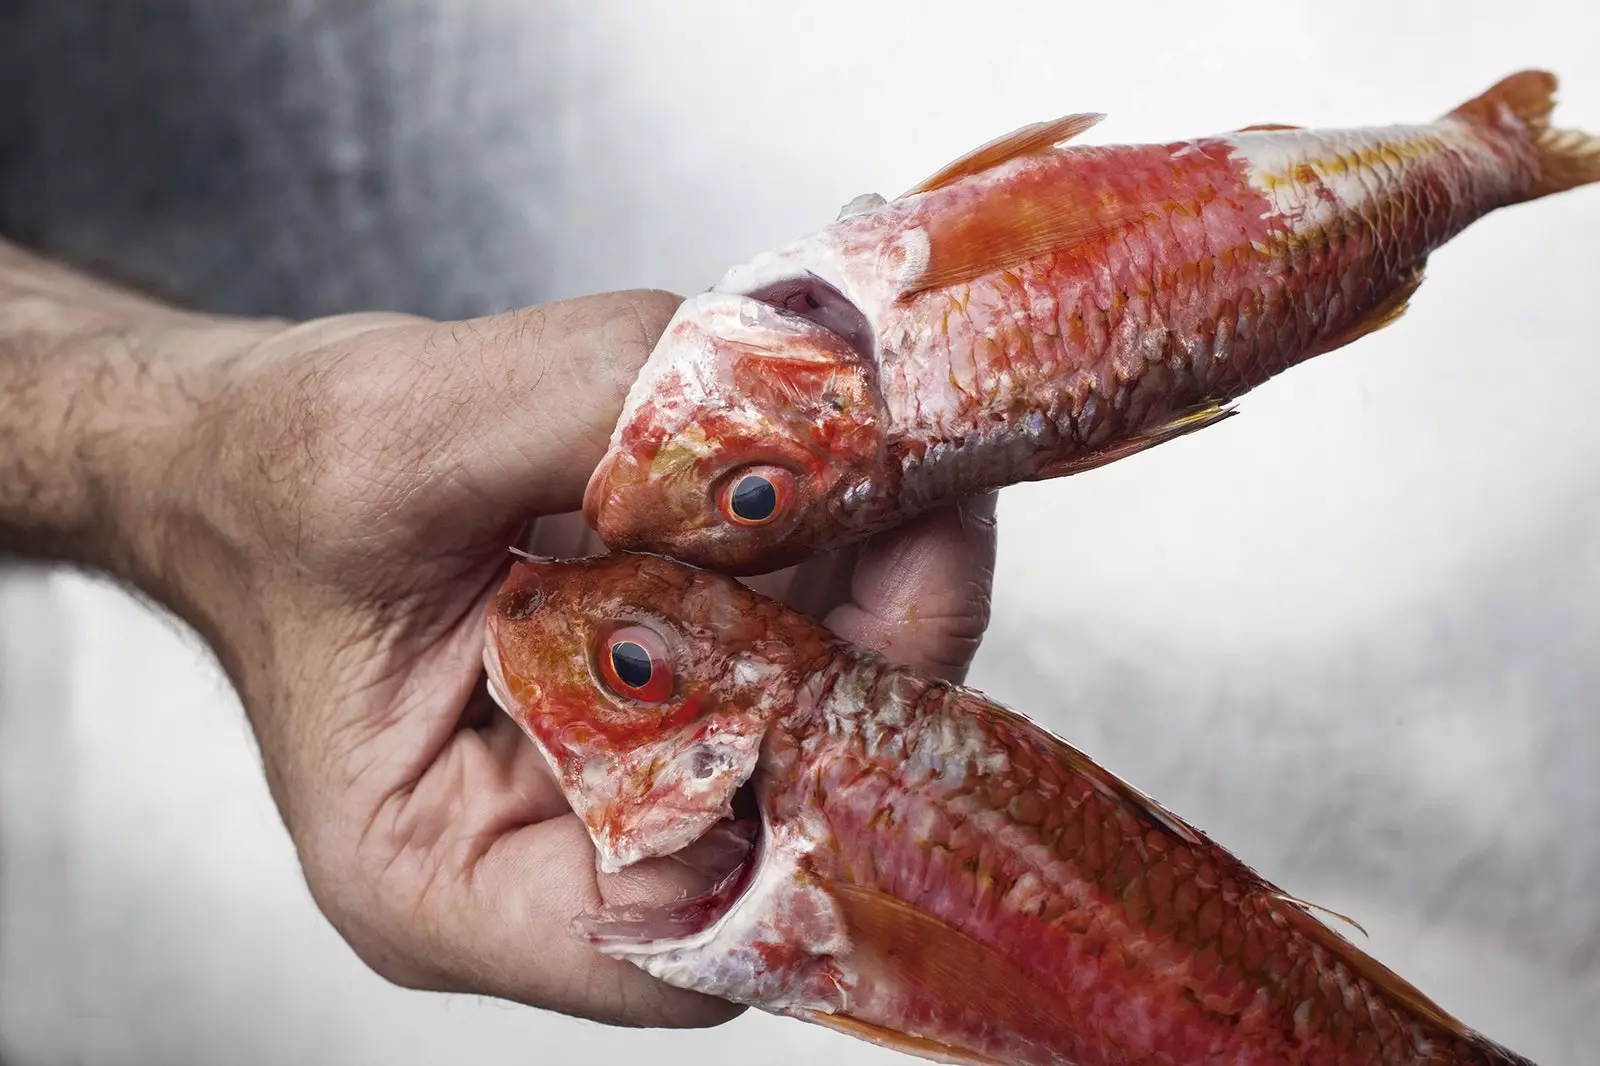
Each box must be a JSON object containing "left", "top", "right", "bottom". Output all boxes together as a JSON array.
[
  {"left": 346, "top": 713, "right": 740, "bottom": 1028},
  {"left": 451, "top": 817, "right": 742, "bottom": 1028},
  {"left": 595, "top": 853, "right": 715, "bottom": 914},
  {"left": 432, "top": 289, "right": 684, "bottom": 517},
  {"left": 823, "top": 491, "right": 998, "bottom": 684},
  {"left": 740, "top": 542, "right": 860, "bottom": 621},
  {"left": 522, "top": 511, "right": 608, "bottom": 559}
]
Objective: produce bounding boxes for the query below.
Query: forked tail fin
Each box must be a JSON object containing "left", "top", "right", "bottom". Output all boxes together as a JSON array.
[{"left": 1450, "top": 69, "right": 1600, "bottom": 201}]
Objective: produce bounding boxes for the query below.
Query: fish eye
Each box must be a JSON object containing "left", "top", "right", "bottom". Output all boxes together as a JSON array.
[
  {"left": 718, "top": 465, "right": 795, "bottom": 527},
  {"left": 731, "top": 476, "right": 776, "bottom": 520},
  {"left": 598, "top": 624, "right": 674, "bottom": 703}
]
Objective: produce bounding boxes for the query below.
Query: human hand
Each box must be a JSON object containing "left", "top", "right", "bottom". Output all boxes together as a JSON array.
[{"left": 7, "top": 275, "right": 997, "bottom": 1027}]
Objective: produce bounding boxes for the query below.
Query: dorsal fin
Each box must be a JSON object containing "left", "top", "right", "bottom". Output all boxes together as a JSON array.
[
  {"left": 1271, "top": 892, "right": 1471, "bottom": 1037},
  {"left": 946, "top": 689, "right": 1534, "bottom": 1060},
  {"left": 899, "top": 112, "right": 1105, "bottom": 198},
  {"left": 1236, "top": 122, "right": 1303, "bottom": 132},
  {"left": 1272, "top": 891, "right": 1370, "bottom": 938}
]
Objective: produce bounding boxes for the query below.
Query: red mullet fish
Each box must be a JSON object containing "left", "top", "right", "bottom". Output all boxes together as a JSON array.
[
  {"left": 483, "top": 551, "right": 1537, "bottom": 1066},
  {"left": 583, "top": 70, "right": 1600, "bottom": 574}
]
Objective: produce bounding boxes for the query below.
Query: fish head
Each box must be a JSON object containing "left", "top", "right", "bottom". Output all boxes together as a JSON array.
[
  {"left": 482, "top": 550, "right": 830, "bottom": 873},
  {"left": 583, "top": 290, "right": 890, "bottom": 576}
]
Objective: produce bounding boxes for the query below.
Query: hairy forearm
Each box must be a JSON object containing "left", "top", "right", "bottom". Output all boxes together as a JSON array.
[{"left": 0, "top": 237, "right": 283, "bottom": 598}]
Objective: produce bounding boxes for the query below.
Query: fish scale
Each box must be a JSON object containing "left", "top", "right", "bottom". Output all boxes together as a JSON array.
[
  {"left": 774, "top": 667, "right": 1509, "bottom": 1065},
  {"left": 485, "top": 552, "right": 1540, "bottom": 1064},
  {"left": 584, "top": 71, "right": 1599, "bottom": 575}
]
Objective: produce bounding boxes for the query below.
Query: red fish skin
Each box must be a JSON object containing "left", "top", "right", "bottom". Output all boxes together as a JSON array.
[
  {"left": 582, "top": 70, "right": 1600, "bottom": 575},
  {"left": 482, "top": 553, "right": 1538, "bottom": 1066},
  {"left": 763, "top": 661, "right": 1529, "bottom": 1065},
  {"left": 866, "top": 126, "right": 1528, "bottom": 515}
]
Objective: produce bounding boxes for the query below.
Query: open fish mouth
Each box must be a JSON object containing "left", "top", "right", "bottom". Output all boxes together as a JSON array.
[
  {"left": 480, "top": 635, "right": 769, "bottom": 948},
  {"left": 574, "top": 780, "right": 766, "bottom": 947}
]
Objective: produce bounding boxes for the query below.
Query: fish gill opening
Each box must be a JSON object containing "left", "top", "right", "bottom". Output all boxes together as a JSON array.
[{"left": 741, "top": 274, "right": 876, "bottom": 363}]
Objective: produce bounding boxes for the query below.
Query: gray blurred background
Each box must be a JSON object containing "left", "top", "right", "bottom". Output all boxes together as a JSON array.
[{"left": 1, "top": 2, "right": 1596, "bottom": 1064}]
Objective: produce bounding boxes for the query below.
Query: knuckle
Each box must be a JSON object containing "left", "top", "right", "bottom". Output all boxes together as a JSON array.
[{"left": 624, "top": 289, "right": 686, "bottom": 337}]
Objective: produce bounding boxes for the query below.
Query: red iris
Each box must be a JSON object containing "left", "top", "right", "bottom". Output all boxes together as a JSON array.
[
  {"left": 717, "top": 465, "right": 795, "bottom": 526},
  {"left": 598, "top": 624, "right": 674, "bottom": 703}
]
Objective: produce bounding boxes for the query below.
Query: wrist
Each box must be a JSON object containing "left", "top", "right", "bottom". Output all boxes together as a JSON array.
[
  {"left": 0, "top": 239, "right": 289, "bottom": 620},
  {"left": 102, "top": 314, "right": 291, "bottom": 619}
]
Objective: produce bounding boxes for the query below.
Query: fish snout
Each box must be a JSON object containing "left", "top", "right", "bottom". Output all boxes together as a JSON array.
[{"left": 582, "top": 450, "right": 619, "bottom": 532}]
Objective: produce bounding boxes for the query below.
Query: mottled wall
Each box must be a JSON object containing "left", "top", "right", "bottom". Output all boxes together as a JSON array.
[{"left": 1, "top": 2, "right": 1596, "bottom": 1064}]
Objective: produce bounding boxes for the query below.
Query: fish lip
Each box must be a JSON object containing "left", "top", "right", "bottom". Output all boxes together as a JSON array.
[{"left": 481, "top": 624, "right": 512, "bottom": 713}]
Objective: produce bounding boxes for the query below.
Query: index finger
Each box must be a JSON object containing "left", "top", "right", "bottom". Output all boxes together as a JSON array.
[{"left": 822, "top": 491, "right": 998, "bottom": 684}]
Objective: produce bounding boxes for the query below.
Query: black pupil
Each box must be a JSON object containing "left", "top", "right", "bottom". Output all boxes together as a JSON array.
[
  {"left": 610, "top": 641, "right": 653, "bottom": 689},
  {"left": 730, "top": 475, "right": 777, "bottom": 521}
]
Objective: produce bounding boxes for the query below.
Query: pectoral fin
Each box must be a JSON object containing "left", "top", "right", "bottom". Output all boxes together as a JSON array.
[
  {"left": 893, "top": 190, "right": 1150, "bottom": 300},
  {"left": 892, "top": 112, "right": 1153, "bottom": 299},
  {"left": 792, "top": 882, "right": 1060, "bottom": 1064}
]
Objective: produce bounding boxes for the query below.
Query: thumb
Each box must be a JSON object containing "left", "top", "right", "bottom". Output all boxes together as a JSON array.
[{"left": 432, "top": 289, "right": 683, "bottom": 517}]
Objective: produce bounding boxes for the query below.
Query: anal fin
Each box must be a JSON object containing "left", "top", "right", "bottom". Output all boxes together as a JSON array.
[
  {"left": 1309, "top": 266, "right": 1426, "bottom": 357},
  {"left": 1032, "top": 401, "right": 1237, "bottom": 480}
]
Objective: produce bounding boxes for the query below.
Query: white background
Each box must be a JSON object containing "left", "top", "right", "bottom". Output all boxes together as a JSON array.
[{"left": 3, "top": 2, "right": 1597, "bottom": 1064}]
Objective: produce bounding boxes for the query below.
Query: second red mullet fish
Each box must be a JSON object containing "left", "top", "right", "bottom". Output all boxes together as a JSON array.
[
  {"left": 584, "top": 70, "right": 1600, "bottom": 574},
  {"left": 484, "top": 552, "right": 1536, "bottom": 1065}
]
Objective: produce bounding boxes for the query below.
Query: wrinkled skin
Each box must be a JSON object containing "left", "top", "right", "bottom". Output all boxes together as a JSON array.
[
  {"left": 0, "top": 241, "right": 999, "bottom": 1032},
  {"left": 486, "top": 552, "right": 1538, "bottom": 1066}
]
